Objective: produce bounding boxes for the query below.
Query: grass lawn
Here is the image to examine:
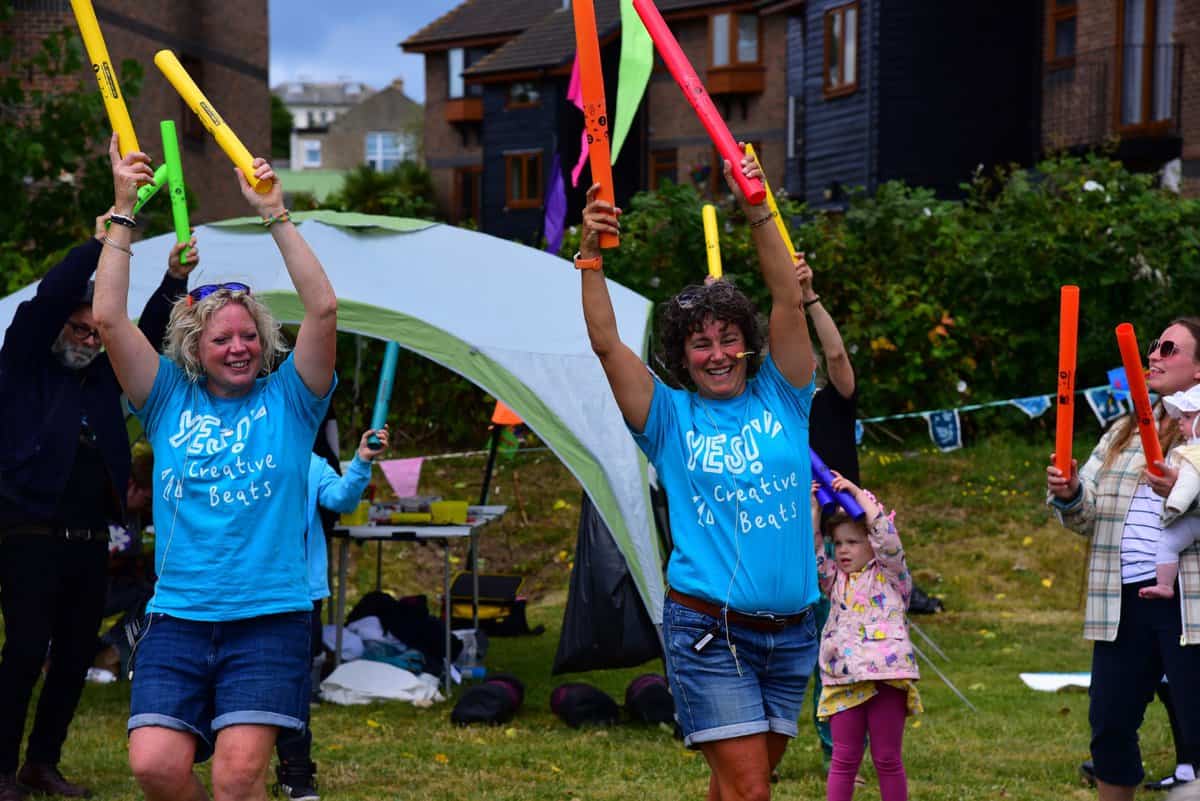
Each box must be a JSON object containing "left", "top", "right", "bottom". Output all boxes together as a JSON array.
[{"left": 3, "top": 432, "right": 1178, "bottom": 799}]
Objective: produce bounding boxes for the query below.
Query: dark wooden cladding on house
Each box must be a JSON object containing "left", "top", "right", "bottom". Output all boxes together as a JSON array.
[{"left": 801, "top": 0, "right": 1039, "bottom": 208}]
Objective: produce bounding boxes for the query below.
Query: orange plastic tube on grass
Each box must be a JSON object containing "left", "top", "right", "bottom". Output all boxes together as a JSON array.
[
  {"left": 1115, "top": 322, "right": 1164, "bottom": 475},
  {"left": 153, "top": 50, "right": 271, "bottom": 195},
  {"left": 571, "top": 0, "right": 618, "bottom": 248},
  {"left": 632, "top": 0, "right": 764, "bottom": 205},
  {"left": 1055, "top": 286, "right": 1079, "bottom": 476},
  {"left": 70, "top": 0, "right": 139, "bottom": 156}
]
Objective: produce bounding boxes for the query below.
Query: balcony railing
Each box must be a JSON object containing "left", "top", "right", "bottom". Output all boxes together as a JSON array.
[{"left": 1042, "top": 44, "right": 1183, "bottom": 152}]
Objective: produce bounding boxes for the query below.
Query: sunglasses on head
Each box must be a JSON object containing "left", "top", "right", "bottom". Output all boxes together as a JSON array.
[
  {"left": 1147, "top": 339, "right": 1179, "bottom": 359},
  {"left": 186, "top": 282, "right": 251, "bottom": 306}
]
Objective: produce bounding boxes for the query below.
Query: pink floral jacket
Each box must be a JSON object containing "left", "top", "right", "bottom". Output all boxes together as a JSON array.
[{"left": 815, "top": 512, "right": 919, "bottom": 686}]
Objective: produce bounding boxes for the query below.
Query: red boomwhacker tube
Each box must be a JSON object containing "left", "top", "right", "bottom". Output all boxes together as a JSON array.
[
  {"left": 1115, "top": 323, "right": 1164, "bottom": 475},
  {"left": 572, "top": 0, "right": 618, "bottom": 248},
  {"left": 631, "top": 0, "right": 765, "bottom": 205},
  {"left": 1055, "top": 286, "right": 1079, "bottom": 476}
]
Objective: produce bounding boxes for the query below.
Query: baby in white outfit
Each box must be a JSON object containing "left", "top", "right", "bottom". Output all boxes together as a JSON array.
[{"left": 1141, "top": 385, "right": 1200, "bottom": 599}]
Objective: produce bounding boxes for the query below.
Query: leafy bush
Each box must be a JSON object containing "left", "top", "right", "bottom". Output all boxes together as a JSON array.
[{"left": 564, "top": 156, "right": 1200, "bottom": 420}]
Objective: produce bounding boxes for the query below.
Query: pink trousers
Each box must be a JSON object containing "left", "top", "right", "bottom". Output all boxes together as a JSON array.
[{"left": 827, "top": 682, "right": 908, "bottom": 801}]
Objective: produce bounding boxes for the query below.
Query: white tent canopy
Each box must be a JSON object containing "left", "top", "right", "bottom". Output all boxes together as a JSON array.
[{"left": 0, "top": 212, "right": 665, "bottom": 621}]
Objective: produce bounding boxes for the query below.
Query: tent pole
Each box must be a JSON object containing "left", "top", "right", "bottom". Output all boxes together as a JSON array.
[
  {"left": 477, "top": 427, "right": 501, "bottom": 507},
  {"left": 912, "top": 641, "right": 976, "bottom": 712}
]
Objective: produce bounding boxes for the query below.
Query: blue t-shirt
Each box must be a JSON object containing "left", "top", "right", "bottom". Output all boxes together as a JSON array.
[
  {"left": 306, "top": 454, "right": 372, "bottom": 600},
  {"left": 135, "top": 354, "right": 334, "bottom": 620},
  {"left": 633, "top": 355, "right": 817, "bottom": 614}
]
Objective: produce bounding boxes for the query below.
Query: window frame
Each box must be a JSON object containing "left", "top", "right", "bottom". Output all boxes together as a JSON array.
[
  {"left": 505, "top": 80, "right": 543, "bottom": 109},
  {"left": 650, "top": 148, "right": 678, "bottom": 190},
  {"left": 364, "top": 131, "right": 402, "bottom": 172},
  {"left": 452, "top": 165, "right": 483, "bottom": 225},
  {"left": 301, "top": 139, "right": 322, "bottom": 168},
  {"left": 504, "top": 150, "right": 544, "bottom": 210},
  {"left": 1115, "top": 0, "right": 1177, "bottom": 134},
  {"left": 1047, "top": 0, "right": 1078, "bottom": 70},
  {"left": 709, "top": 10, "right": 762, "bottom": 70},
  {"left": 822, "top": 1, "right": 860, "bottom": 99}
]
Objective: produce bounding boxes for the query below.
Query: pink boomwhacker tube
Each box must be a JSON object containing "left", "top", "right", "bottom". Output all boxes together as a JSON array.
[{"left": 631, "top": 0, "right": 765, "bottom": 205}]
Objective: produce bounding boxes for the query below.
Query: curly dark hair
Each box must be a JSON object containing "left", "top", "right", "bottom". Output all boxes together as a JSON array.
[{"left": 657, "top": 280, "right": 764, "bottom": 388}]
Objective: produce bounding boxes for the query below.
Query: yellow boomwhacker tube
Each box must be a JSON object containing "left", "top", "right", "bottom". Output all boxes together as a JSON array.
[
  {"left": 701, "top": 203, "right": 723, "bottom": 279},
  {"left": 153, "top": 49, "right": 271, "bottom": 194},
  {"left": 70, "top": 0, "right": 139, "bottom": 156},
  {"left": 745, "top": 144, "right": 796, "bottom": 259}
]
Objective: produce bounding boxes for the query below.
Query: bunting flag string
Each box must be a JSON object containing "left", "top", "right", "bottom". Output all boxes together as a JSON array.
[{"left": 857, "top": 376, "right": 1144, "bottom": 451}]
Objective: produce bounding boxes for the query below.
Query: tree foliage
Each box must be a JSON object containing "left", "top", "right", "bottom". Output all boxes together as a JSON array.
[
  {"left": 270, "top": 93, "right": 292, "bottom": 160},
  {"left": 325, "top": 162, "right": 438, "bottom": 219},
  {"left": 562, "top": 156, "right": 1200, "bottom": 419}
]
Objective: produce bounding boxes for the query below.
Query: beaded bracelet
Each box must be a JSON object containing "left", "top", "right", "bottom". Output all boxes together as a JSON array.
[
  {"left": 749, "top": 209, "right": 778, "bottom": 229},
  {"left": 261, "top": 209, "right": 292, "bottom": 228}
]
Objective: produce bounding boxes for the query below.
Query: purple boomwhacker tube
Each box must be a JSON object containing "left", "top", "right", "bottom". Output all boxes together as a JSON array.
[{"left": 809, "top": 448, "right": 865, "bottom": 520}]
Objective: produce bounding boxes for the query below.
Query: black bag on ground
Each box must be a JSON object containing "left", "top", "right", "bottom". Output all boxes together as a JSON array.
[
  {"left": 450, "top": 673, "right": 525, "bottom": 725},
  {"left": 624, "top": 673, "right": 674, "bottom": 725},
  {"left": 552, "top": 493, "right": 662, "bottom": 674},
  {"left": 909, "top": 583, "right": 944, "bottom": 614},
  {"left": 346, "top": 591, "right": 463, "bottom": 675},
  {"left": 550, "top": 683, "right": 619, "bottom": 728},
  {"left": 448, "top": 573, "right": 544, "bottom": 636}
]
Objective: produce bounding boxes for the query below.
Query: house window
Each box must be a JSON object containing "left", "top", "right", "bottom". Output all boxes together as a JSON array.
[
  {"left": 1048, "top": 0, "right": 1077, "bottom": 69},
  {"left": 650, "top": 148, "right": 677, "bottom": 190},
  {"left": 504, "top": 151, "right": 543, "bottom": 209},
  {"left": 823, "top": 2, "right": 859, "bottom": 98},
  {"left": 365, "top": 132, "right": 402, "bottom": 171},
  {"left": 448, "top": 47, "right": 487, "bottom": 99},
  {"left": 302, "top": 140, "right": 322, "bottom": 168},
  {"left": 507, "top": 81, "right": 541, "bottom": 108},
  {"left": 1118, "top": 0, "right": 1178, "bottom": 129},
  {"left": 711, "top": 12, "right": 760, "bottom": 68},
  {"left": 453, "top": 166, "right": 482, "bottom": 224}
]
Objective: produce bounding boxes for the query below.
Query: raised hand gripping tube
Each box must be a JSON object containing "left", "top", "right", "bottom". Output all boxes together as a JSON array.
[
  {"left": 1115, "top": 323, "right": 1164, "bottom": 475},
  {"left": 70, "top": 0, "right": 139, "bottom": 156},
  {"left": 745, "top": 144, "right": 795, "bottom": 258},
  {"left": 701, "top": 204, "right": 722, "bottom": 279},
  {"left": 572, "top": 0, "right": 618, "bottom": 248},
  {"left": 631, "top": 0, "right": 764, "bottom": 205},
  {"left": 1054, "top": 286, "right": 1079, "bottom": 476},
  {"left": 809, "top": 448, "right": 865, "bottom": 519},
  {"left": 153, "top": 49, "right": 271, "bottom": 195},
  {"left": 133, "top": 164, "right": 169, "bottom": 215}
]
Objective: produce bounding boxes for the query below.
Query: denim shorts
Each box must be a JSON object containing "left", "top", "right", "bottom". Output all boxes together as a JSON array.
[
  {"left": 128, "top": 611, "right": 310, "bottom": 762},
  {"left": 663, "top": 596, "right": 818, "bottom": 748}
]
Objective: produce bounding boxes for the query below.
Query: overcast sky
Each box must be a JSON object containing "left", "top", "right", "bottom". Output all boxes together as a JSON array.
[{"left": 269, "top": 0, "right": 460, "bottom": 103}]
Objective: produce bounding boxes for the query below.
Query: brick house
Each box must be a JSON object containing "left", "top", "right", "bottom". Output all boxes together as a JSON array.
[
  {"left": 2, "top": 0, "right": 270, "bottom": 223},
  {"left": 273, "top": 80, "right": 372, "bottom": 171},
  {"left": 404, "top": 0, "right": 791, "bottom": 243},
  {"left": 1041, "top": 0, "right": 1200, "bottom": 191},
  {"left": 320, "top": 79, "right": 423, "bottom": 172}
]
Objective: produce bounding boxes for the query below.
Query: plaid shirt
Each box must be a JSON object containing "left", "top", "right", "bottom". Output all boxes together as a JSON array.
[{"left": 1049, "top": 414, "right": 1200, "bottom": 645}]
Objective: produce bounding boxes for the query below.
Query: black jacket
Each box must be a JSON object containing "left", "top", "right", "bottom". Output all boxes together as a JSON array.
[{"left": 0, "top": 237, "right": 185, "bottom": 527}]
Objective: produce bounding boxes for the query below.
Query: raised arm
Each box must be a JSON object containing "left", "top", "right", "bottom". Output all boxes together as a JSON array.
[
  {"left": 724, "top": 150, "right": 813, "bottom": 387},
  {"left": 796, "top": 255, "right": 854, "bottom": 397},
  {"left": 92, "top": 134, "right": 161, "bottom": 408},
  {"left": 1046, "top": 419, "right": 1123, "bottom": 536},
  {"left": 579, "top": 184, "right": 654, "bottom": 432},
  {"left": 237, "top": 159, "right": 337, "bottom": 397},
  {"left": 812, "top": 485, "right": 837, "bottom": 594}
]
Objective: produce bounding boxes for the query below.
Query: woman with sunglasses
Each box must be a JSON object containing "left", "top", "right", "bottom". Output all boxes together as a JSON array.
[
  {"left": 579, "top": 150, "right": 817, "bottom": 800},
  {"left": 93, "top": 133, "right": 337, "bottom": 801},
  {"left": 1047, "top": 319, "right": 1200, "bottom": 801}
]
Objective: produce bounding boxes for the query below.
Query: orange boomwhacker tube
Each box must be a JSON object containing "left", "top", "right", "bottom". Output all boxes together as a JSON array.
[
  {"left": 1055, "top": 286, "right": 1079, "bottom": 476},
  {"left": 1115, "top": 322, "right": 1164, "bottom": 475},
  {"left": 571, "top": 0, "right": 618, "bottom": 249}
]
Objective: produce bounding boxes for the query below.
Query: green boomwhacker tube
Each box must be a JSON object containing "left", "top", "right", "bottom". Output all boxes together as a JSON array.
[
  {"left": 132, "top": 164, "right": 168, "bottom": 215},
  {"left": 160, "top": 120, "right": 191, "bottom": 263}
]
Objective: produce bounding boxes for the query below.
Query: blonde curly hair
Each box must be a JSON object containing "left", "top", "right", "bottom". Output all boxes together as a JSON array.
[{"left": 163, "top": 289, "right": 289, "bottom": 382}]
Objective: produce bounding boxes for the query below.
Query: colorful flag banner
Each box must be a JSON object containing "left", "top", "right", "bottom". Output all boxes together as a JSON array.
[
  {"left": 1010, "top": 395, "right": 1052, "bottom": 419},
  {"left": 1084, "top": 386, "right": 1129, "bottom": 427},
  {"left": 567, "top": 56, "right": 589, "bottom": 187},
  {"left": 924, "top": 409, "right": 963, "bottom": 452},
  {"left": 543, "top": 152, "right": 567, "bottom": 254},
  {"left": 611, "top": 0, "right": 652, "bottom": 163},
  {"left": 379, "top": 457, "right": 424, "bottom": 499}
]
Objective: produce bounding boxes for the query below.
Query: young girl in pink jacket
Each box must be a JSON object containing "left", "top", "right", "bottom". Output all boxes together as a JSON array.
[{"left": 814, "top": 473, "right": 921, "bottom": 801}]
